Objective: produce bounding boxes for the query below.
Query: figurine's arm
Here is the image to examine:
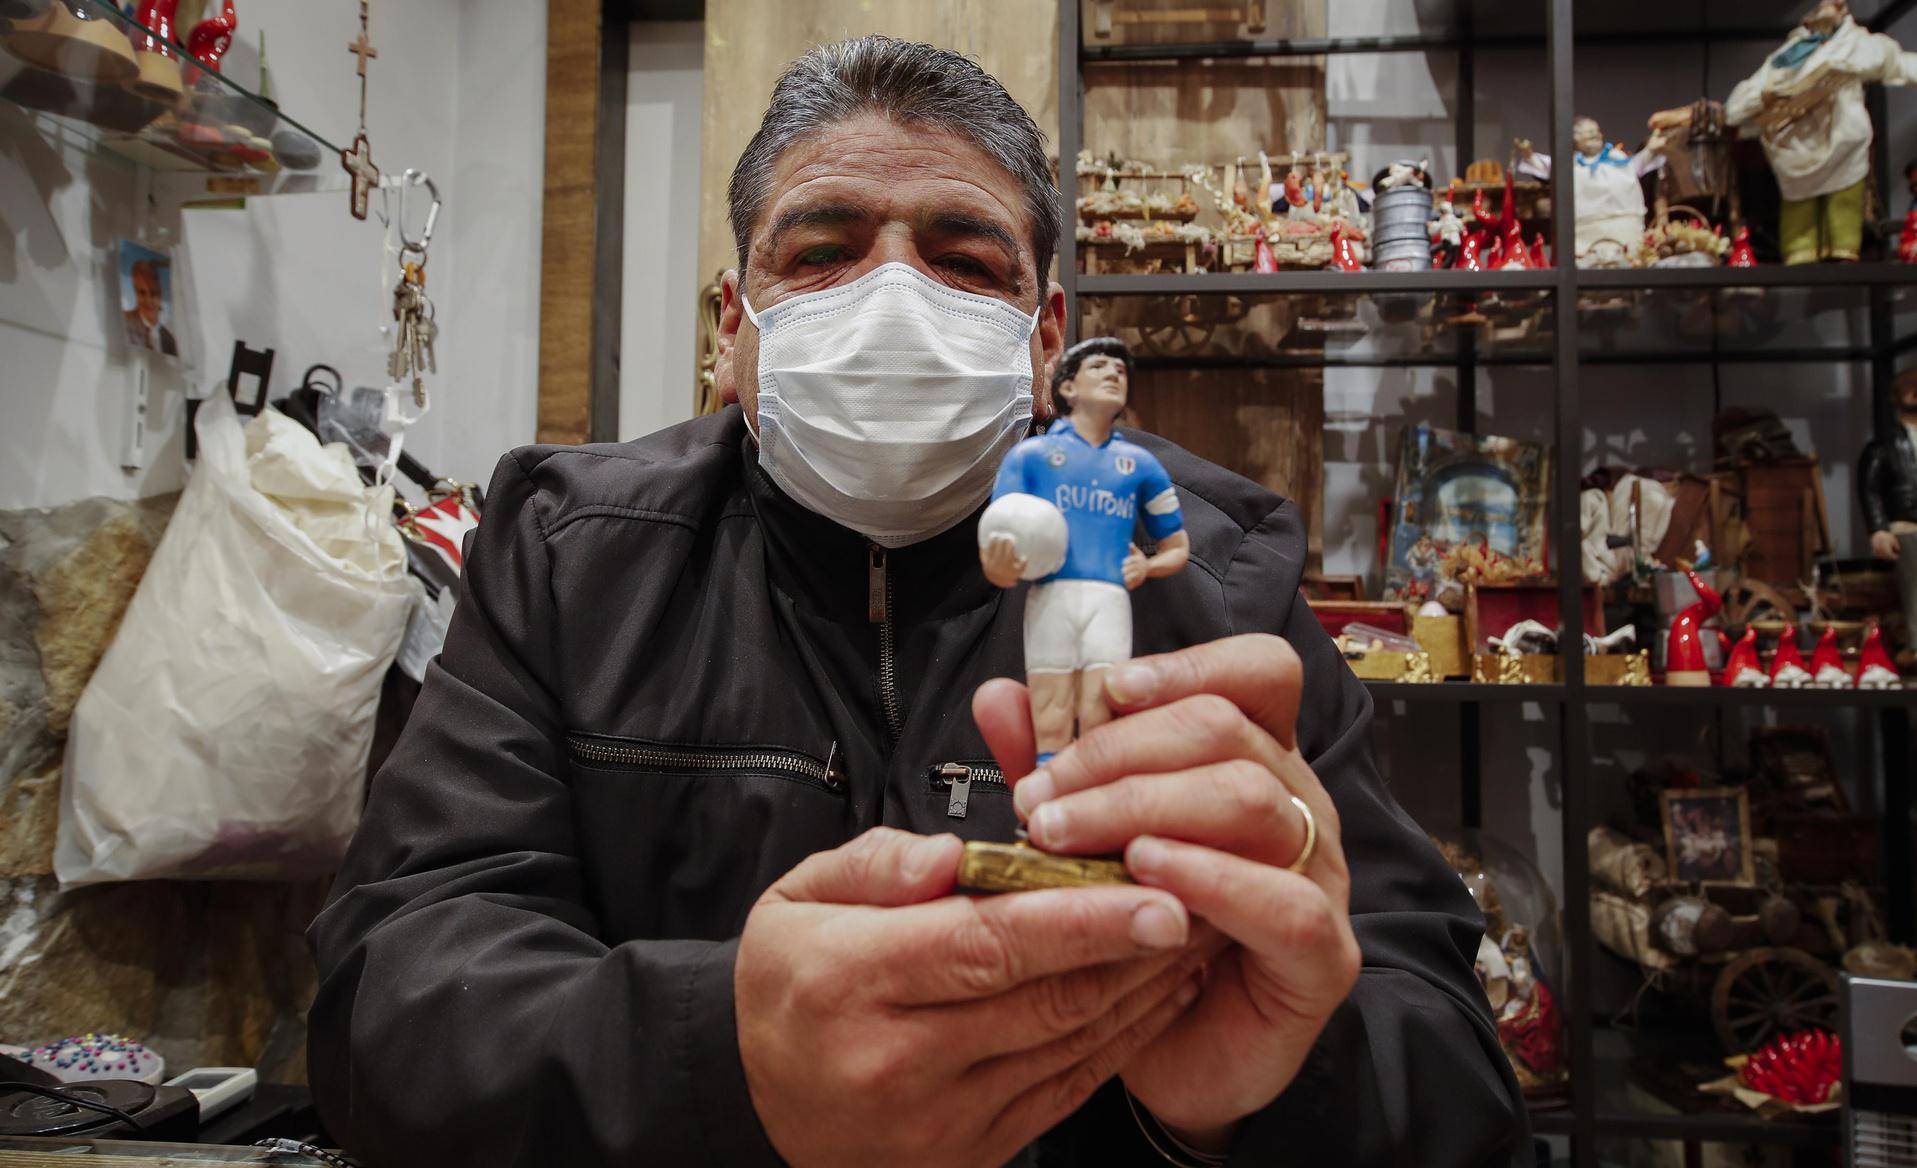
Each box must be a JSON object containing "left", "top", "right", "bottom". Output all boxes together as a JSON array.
[
  {"left": 982, "top": 443, "right": 1035, "bottom": 587},
  {"left": 1859, "top": 30, "right": 1917, "bottom": 86},
  {"left": 1123, "top": 462, "right": 1190, "bottom": 589},
  {"left": 1725, "top": 70, "right": 1768, "bottom": 127}
]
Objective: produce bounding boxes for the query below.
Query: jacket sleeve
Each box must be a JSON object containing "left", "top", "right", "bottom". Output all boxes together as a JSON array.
[
  {"left": 305, "top": 451, "right": 782, "bottom": 1167},
  {"left": 1218, "top": 503, "right": 1528, "bottom": 1167},
  {"left": 1861, "top": 438, "right": 1892, "bottom": 535}
]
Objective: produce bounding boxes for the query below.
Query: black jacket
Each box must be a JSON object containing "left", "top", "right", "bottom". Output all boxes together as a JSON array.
[
  {"left": 307, "top": 408, "right": 1527, "bottom": 1166},
  {"left": 1860, "top": 424, "right": 1917, "bottom": 535}
]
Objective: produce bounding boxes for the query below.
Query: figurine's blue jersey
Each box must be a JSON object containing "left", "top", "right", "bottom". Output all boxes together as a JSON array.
[{"left": 991, "top": 417, "right": 1183, "bottom": 586}]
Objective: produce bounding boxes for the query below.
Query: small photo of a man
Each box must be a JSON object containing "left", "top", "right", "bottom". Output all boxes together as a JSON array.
[{"left": 118, "top": 241, "right": 178, "bottom": 357}]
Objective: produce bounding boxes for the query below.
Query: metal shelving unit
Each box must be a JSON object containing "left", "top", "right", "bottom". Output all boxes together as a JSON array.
[{"left": 1058, "top": 2, "right": 1917, "bottom": 1163}]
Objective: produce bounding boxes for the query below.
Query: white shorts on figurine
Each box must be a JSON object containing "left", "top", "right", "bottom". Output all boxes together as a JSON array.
[{"left": 1024, "top": 579, "right": 1131, "bottom": 674}]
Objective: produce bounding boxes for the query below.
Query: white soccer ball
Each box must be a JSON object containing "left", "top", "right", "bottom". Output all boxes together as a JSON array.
[{"left": 979, "top": 493, "right": 1067, "bottom": 581}]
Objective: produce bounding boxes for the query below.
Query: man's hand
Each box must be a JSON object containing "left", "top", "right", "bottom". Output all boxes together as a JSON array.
[
  {"left": 1871, "top": 529, "right": 1900, "bottom": 561},
  {"left": 736, "top": 827, "right": 1211, "bottom": 1167},
  {"left": 981, "top": 532, "right": 1028, "bottom": 589},
  {"left": 972, "top": 634, "right": 1361, "bottom": 1148}
]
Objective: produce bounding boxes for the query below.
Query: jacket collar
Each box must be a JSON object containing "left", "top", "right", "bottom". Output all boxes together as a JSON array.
[{"left": 742, "top": 441, "right": 999, "bottom": 626}]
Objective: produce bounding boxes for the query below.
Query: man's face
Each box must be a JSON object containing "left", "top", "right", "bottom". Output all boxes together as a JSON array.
[
  {"left": 1572, "top": 121, "right": 1602, "bottom": 158},
  {"left": 1806, "top": 0, "right": 1846, "bottom": 33},
  {"left": 1058, "top": 352, "right": 1127, "bottom": 421},
  {"left": 132, "top": 268, "right": 162, "bottom": 326},
  {"left": 714, "top": 114, "right": 1066, "bottom": 429}
]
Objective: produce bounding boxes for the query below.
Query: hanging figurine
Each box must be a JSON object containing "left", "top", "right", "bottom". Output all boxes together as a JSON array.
[
  {"left": 1728, "top": 0, "right": 1917, "bottom": 264},
  {"left": 978, "top": 338, "right": 1191, "bottom": 767}
]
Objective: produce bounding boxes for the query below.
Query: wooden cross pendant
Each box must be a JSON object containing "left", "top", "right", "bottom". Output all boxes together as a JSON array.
[
  {"left": 348, "top": 29, "right": 378, "bottom": 76},
  {"left": 341, "top": 131, "right": 379, "bottom": 221}
]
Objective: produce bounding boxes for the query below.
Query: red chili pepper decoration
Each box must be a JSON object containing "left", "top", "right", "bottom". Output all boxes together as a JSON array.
[{"left": 1739, "top": 1029, "right": 1841, "bottom": 1105}]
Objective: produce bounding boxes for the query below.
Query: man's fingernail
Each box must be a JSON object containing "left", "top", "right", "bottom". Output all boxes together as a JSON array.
[
  {"left": 1015, "top": 769, "right": 1055, "bottom": 817},
  {"left": 1131, "top": 900, "right": 1187, "bottom": 950},
  {"left": 1129, "top": 836, "right": 1168, "bottom": 878},
  {"left": 902, "top": 835, "right": 947, "bottom": 883},
  {"left": 1106, "top": 663, "right": 1157, "bottom": 704},
  {"left": 1031, "top": 802, "right": 1068, "bottom": 849},
  {"left": 1175, "top": 976, "right": 1202, "bottom": 1008}
]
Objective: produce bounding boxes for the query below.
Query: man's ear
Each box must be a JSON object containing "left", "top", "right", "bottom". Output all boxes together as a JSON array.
[
  {"left": 716, "top": 269, "right": 745, "bottom": 405},
  {"left": 1034, "top": 279, "right": 1066, "bottom": 421}
]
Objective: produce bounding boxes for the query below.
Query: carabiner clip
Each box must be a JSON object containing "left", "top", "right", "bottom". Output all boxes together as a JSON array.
[{"left": 397, "top": 169, "right": 441, "bottom": 256}]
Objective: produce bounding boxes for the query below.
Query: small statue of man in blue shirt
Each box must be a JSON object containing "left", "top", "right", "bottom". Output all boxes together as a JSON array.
[{"left": 981, "top": 337, "right": 1191, "bottom": 765}]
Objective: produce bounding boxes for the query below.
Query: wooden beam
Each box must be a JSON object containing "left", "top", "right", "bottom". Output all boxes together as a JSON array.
[{"left": 537, "top": 0, "right": 625, "bottom": 444}]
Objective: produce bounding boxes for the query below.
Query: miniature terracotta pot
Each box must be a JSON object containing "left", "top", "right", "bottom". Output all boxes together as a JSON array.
[{"left": 3, "top": 1, "right": 139, "bottom": 82}]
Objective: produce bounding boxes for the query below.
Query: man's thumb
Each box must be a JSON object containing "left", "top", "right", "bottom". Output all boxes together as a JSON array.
[{"left": 769, "top": 827, "right": 963, "bottom": 906}]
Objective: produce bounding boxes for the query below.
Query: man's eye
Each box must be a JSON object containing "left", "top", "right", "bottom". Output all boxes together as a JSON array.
[
  {"left": 940, "top": 255, "right": 993, "bottom": 278},
  {"left": 797, "top": 245, "right": 844, "bottom": 265}
]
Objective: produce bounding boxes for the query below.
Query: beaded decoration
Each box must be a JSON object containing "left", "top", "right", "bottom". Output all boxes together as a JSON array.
[{"left": 21, "top": 1033, "right": 165, "bottom": 1084}]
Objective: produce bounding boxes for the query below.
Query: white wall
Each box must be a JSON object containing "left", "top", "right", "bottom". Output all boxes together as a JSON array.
[
  {"left": 0, "top": 0, "right": 544, "bottom": 511},
  {"left": 619, "top": 21, "right": 705, "bottom": 443}
]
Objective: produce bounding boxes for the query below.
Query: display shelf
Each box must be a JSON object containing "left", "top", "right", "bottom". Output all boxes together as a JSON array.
[
  {"left": 1077, "top": 270, "right": 1556, "bottom": 296},
  {"left": 1578, "top": 264, "right": 1917, "bottom": 291},
  {"left": 1365, "top": 681, "right": 1563, "bottom": 703},
  {"left": 1528, "top": 1108, "right": 1575, "bottom": 1136},
  {"left": 1585, "top": 684, "right": 1914, "bottom": 709},
  {"left": 1589, "top": 1025, "right": 1842, "bottom": 1149},
  {"left": 0, "top": 1, "right": 341, "bottom": 198}
]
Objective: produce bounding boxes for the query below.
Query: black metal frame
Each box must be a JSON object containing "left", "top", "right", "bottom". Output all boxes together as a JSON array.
[{"left": 1057, "top": 2, "right": 1917, "bottom": 1162}]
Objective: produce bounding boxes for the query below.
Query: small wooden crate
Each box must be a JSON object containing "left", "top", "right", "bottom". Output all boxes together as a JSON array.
[
  {"left": 1411, "top": 613, "right": 1468, "bottom": 678},
  {"left": 1740, "top": 458, "right": 1830, "bottom": 586},
  {"left": 1472, "top": 653, "right": 1558, "bottom": 684},
  {"left": 1345, "top": 649, "right": 1434, "bottom": 682},
  {"left": 1587, "top": 651, "right": 1651, "bottom": 686}
]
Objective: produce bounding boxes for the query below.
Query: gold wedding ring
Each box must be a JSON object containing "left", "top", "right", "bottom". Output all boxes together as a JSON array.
[{"left": 1287, "top": 795, "right": 1317, "bottom": 874}]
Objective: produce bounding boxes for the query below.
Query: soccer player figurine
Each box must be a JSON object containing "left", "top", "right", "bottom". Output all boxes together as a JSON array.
[{"left": 978, "top": 337, "right": 1191, "bottom": 765}]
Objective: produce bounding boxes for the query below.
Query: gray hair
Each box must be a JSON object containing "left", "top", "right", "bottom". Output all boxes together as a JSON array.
[{"left": 726, "top": 36, "right": 1059, "bottom": 290}]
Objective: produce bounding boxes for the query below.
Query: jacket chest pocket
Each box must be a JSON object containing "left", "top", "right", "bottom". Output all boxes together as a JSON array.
[{"left": 566, "top": 733, "right": 849, "bottom": 942}]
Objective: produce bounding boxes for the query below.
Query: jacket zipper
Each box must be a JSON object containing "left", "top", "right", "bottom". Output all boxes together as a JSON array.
[
  {"left": 568, "top": 735, "right": 845, "bottom": 795},
  {"left": 927, "top": 761, "right": 1008, "bottom": 819},
  {"left": 869, "top": 544, "right": 903, "bottom": 744}
]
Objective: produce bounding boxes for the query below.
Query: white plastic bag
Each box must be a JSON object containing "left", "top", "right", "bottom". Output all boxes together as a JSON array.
[{"left": 56, "top": 394, "right": 413, "bottom": 886}]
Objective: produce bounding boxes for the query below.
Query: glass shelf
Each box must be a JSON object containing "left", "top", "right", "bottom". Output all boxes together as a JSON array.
[
  {"left": 0, "top": 0, "right": 340, "bottom": 196},
  {"left": 1075, "top": 277, "right": 1557, "bottom": 368}
]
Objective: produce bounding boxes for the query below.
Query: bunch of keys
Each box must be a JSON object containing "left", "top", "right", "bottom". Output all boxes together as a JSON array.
[
  {"left": 384, "top": 170, "right": 441, "bottom": 408},
  {"left": 389, "top": 257, "right": 436, "bottom": 406}
]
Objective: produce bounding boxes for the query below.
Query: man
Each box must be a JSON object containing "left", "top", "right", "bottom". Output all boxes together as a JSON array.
[
  {"left": 1862, "top": 367, "right": 1917, "bottom": 667},
  {"left": 122, "top": 259, "right": 177, "bottom": 355},
  {"left": 307, "top": 36, "right": 1525, "bottom": 1167},
  {"left": 1727, "top": 0, "right": 1917, "bottom": 264},
  {"left": 982, "top": 337, "right": 1189, "bottom": 763}
]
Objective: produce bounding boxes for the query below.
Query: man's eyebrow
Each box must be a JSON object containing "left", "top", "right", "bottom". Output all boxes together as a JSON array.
[
  {"left": 922, "top": 211, "right": 1020, "bottom": 260},
  {"left": 763, "top": 203, "right": 873, "bottom": 253}
]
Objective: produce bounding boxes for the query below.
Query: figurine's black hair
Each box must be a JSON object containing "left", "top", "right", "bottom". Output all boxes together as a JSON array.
[{"left": 1051, "top": 336, "right": 1130, "bottom": 414}]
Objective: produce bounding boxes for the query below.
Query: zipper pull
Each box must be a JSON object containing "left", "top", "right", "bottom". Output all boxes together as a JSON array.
[
  {"left": 823, "top": 740, "right": 844, "bottom": 790},
  {"left": 867, "top": 545, "right": 887, "bottom": 624},
  {"left": 939, "top": 762, "right": 972, "bottom": 819}
]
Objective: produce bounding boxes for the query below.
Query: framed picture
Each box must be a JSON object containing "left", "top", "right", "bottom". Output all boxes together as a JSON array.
[
  {"left": 1385, "top": 424, "right": 1551, "bottom": 601},
  {"left": 117, "top": 240, "right": 180, "bottom": 361},
  {"left": 1659, "top": 786, "right": 1755, "bottom": 884}
]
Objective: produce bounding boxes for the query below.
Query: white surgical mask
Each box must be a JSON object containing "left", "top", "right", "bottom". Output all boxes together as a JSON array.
[{"left": 742, "top": 261, "right": 1038, "bottom": 548}]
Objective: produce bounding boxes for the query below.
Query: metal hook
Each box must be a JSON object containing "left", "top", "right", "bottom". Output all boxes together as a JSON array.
[{"left": 397, "top": 169, "right": 441, "bottom": 255}]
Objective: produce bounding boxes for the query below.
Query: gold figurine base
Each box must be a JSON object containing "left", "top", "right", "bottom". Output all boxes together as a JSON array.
[{"left": 957, "top": 840, "right": 1133, "bottom": 894}]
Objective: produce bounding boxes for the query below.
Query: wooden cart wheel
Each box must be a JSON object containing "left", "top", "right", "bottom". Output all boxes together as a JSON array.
[
  {"left": 1709, "top": 947, "right": 1840, "bottom": 1053},
  {"left": 1135, "top": 293, "right": 1247, "bottom": 358},
  {"left": 1722, "top": 580, "right": 1795, "bottom": 634}
]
